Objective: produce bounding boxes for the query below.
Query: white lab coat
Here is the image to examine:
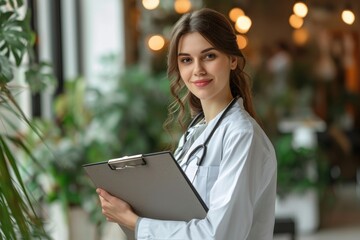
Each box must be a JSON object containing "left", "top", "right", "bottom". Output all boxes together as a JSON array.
[{"left": 136, "top": 98, "right": 277, "bottom": 240}]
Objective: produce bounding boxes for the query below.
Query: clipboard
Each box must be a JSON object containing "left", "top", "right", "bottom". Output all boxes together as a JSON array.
[{"left": 83, "top": 151, "right": 208, "bottom": 240}]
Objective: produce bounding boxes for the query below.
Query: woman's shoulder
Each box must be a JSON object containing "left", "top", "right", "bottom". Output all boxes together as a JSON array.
[
  {"left": 222, "top": 102, "right": 258, "bottom": 134},
  {"left": 222, "top": 103, "right": 274, "bottom": 147}
]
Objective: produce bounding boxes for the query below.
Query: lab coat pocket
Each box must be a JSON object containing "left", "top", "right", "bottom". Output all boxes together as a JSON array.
[{"left": 196, "top": 166, "right": 220, "bottom": 205}]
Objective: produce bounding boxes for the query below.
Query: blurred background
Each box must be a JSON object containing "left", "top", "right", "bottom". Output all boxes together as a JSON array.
[{"left": 1, "top": 0, "right": 360, "bottom": 239}]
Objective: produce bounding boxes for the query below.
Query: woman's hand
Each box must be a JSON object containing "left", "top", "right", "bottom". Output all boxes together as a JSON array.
[{"left": 97, "top": 188, "right": 139, "bottom": 230}]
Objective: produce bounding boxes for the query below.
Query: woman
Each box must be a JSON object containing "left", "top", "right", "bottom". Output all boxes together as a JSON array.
[{"left": 97, "top": 8, "right": 277, "bottom": 239}]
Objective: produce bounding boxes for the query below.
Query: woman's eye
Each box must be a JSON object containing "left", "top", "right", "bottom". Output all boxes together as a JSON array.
[
  {"left": 180, "top": 57, "right": 192, "bottom": 64},
  {"left": 204, "top": 53, "right": 216, "bottom": 60}
]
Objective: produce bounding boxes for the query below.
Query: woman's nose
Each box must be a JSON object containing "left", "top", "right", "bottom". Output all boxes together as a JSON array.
[{"left": 194, "top": 61, "right": 206, "bottom": 76}]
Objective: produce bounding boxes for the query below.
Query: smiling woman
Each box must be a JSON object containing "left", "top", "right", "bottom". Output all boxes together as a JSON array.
[
  {"left": 96, "top": 8, "right": 277, "bottom": 240},
  {"left": 177, "top": 32, "right": 237, "bottom": 115}
]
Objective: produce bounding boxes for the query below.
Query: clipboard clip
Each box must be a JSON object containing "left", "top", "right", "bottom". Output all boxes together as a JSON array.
[{"left": 108, "top": 154, "right": 146, "bottom": 170}]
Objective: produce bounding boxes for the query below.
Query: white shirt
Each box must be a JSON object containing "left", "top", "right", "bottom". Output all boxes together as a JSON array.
[{"left": 136, "top": 98, "right": 277, "bottom": 240}]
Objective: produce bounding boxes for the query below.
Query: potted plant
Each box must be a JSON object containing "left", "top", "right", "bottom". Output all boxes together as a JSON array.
[
  {"left": 274, "top": 132, "right": 329, "bottom": 233},
  {"left": 22, "top": 77, "right": 103, "bottom": 239},
  {"left": 0, "top": 0, "right": 52, "bottom": 238},
  {"left": 22, "top": 61, "right": 171, "bottom": 239},
  {"left": 275, "top": 133, "right": 328, "bottom": 197}
]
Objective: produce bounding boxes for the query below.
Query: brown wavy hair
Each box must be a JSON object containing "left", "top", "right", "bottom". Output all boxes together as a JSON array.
[{"left": 164, "top": 8, "right": 257, "bottom": 140}]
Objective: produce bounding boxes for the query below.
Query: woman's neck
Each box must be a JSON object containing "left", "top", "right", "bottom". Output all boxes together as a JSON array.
[{"left": 201, "top": 95, "right": 234, "bottom": 123}]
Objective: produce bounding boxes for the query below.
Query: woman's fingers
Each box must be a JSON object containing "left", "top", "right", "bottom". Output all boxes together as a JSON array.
[
  {"left": 96, "top": 188, "right": 138, "bottom": 230},
  {"left": 97, "top": 189, "right": 129, "bottom": 218},
  {"left": 96, "top": 188, "right": 113, "bottom": 201}
]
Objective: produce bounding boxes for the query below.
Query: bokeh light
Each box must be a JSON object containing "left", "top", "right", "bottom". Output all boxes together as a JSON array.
[
  {"left": 142, "top": 0, "right": 160, "bottom": 10},
  {"left": 235, "top": 15, "right": 252, "bottom": 34},
  {"left": 292, "top": 28, "right": 309, "bottom": 45},
  {"left": 236, "top": 34, "right": 248, "bottom": 49},
  {"left": 174, "top": 0, "right": 192, "bottom": 14},
  {"left": 289, "top": 14, "right": 304, "bottom": 29},
  {"left": 229, "top": 8, "right": 245, "bottom": 22},
  {"left": 342, "top": 9, "right": 355, "bottom": 25},
  {"left": 148, "top": 35, "right": 165, "bottom": 51},
  {"left": 293, "top": 2, "right": 308, "bottom": 18}
]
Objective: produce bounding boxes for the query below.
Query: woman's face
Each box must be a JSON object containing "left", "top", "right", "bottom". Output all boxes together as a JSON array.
[{"left": 177, "top": 32, "right": 237, "bottom": 103}]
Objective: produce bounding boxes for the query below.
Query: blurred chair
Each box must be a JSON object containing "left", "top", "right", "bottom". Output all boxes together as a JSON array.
[{"left": 274, "top": 217, "right": 296, "bottom": 240}]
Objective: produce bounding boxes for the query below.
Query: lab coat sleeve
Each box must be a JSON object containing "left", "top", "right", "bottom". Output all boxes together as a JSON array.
[{"left": 136, "top": 128, "right": 275, "bottom": 240}]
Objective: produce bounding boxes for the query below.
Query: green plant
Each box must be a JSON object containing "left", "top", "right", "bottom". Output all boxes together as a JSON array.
[
  {"left": 21, "top": 77, "right": 102, "bottom": 234},
  {"left": 88, "top": 59, "right": 171, "bottom": 158},
  {"left": 0, "top": 0, "right": 51, "bottom": 239},
  {"left": 23, "top": 78, "right": 92, "bottom": 203},
  {"left": 22, "top": 59, "right": 171, "bottom": 235},
  {"left": 274, "top": 133, "right": 329, "bottom": 198}
]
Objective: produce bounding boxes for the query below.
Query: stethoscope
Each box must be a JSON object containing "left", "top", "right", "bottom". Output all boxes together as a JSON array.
[{"left": 179, "top": 97, "right": 239, "bottom": 173}]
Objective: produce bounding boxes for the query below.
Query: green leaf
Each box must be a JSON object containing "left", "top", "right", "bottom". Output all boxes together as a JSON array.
[
  {"left": 0, "top": 192, "right": 17, "bottom": 239},
  {"left": 0, "top": 55, "right": 14, "bottom": 83},
  {"left": 1, "top": 86, "right": 44, "bottom": 138},
  {"left": 0, "top": 0, "right": 24, "bottom": 8},
  {"left": 0, "top": 11, "right": 13, "bottom": 24},
  {"left": 0, "top": 11, "right": 33, "bottom": 66},
  {"left": 25, "top": 62, "right": 57, "bottom": 93},
  {"left": 0, "top": 137, "right": 31, "bottom": 239}
]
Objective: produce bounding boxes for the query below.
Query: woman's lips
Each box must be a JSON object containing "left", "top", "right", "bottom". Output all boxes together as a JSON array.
[{"left": 193, "top": 79, "right": 212, "bottom": 87}]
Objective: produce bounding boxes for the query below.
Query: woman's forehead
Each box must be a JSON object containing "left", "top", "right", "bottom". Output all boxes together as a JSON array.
[{"left": 178, "top": 32, "right": 213, "bottom": 54}]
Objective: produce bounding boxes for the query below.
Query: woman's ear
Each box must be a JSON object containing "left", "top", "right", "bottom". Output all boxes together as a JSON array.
[{"left": 230, "top": 56, "right": 238, "bottom": 70}]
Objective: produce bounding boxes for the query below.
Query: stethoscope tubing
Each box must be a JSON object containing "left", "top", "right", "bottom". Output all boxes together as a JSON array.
[{"left": 184, "top": 97, "right": 239, "bottom": 167}]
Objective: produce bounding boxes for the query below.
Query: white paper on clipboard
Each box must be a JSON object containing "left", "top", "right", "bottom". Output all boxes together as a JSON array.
[{"left": 83, "top": 151, "right": 208, "bottom": 240}]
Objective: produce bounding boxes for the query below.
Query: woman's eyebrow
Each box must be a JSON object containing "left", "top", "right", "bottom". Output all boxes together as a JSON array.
[
  {"left": 178, "top": 52, "right": 189, "bottom": 56},
  {"left": 178, "top": 47, "right": 216, "bottom": 56},
  {"left": 201, "top": 47, "right": 216, "bottom": 53}
]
